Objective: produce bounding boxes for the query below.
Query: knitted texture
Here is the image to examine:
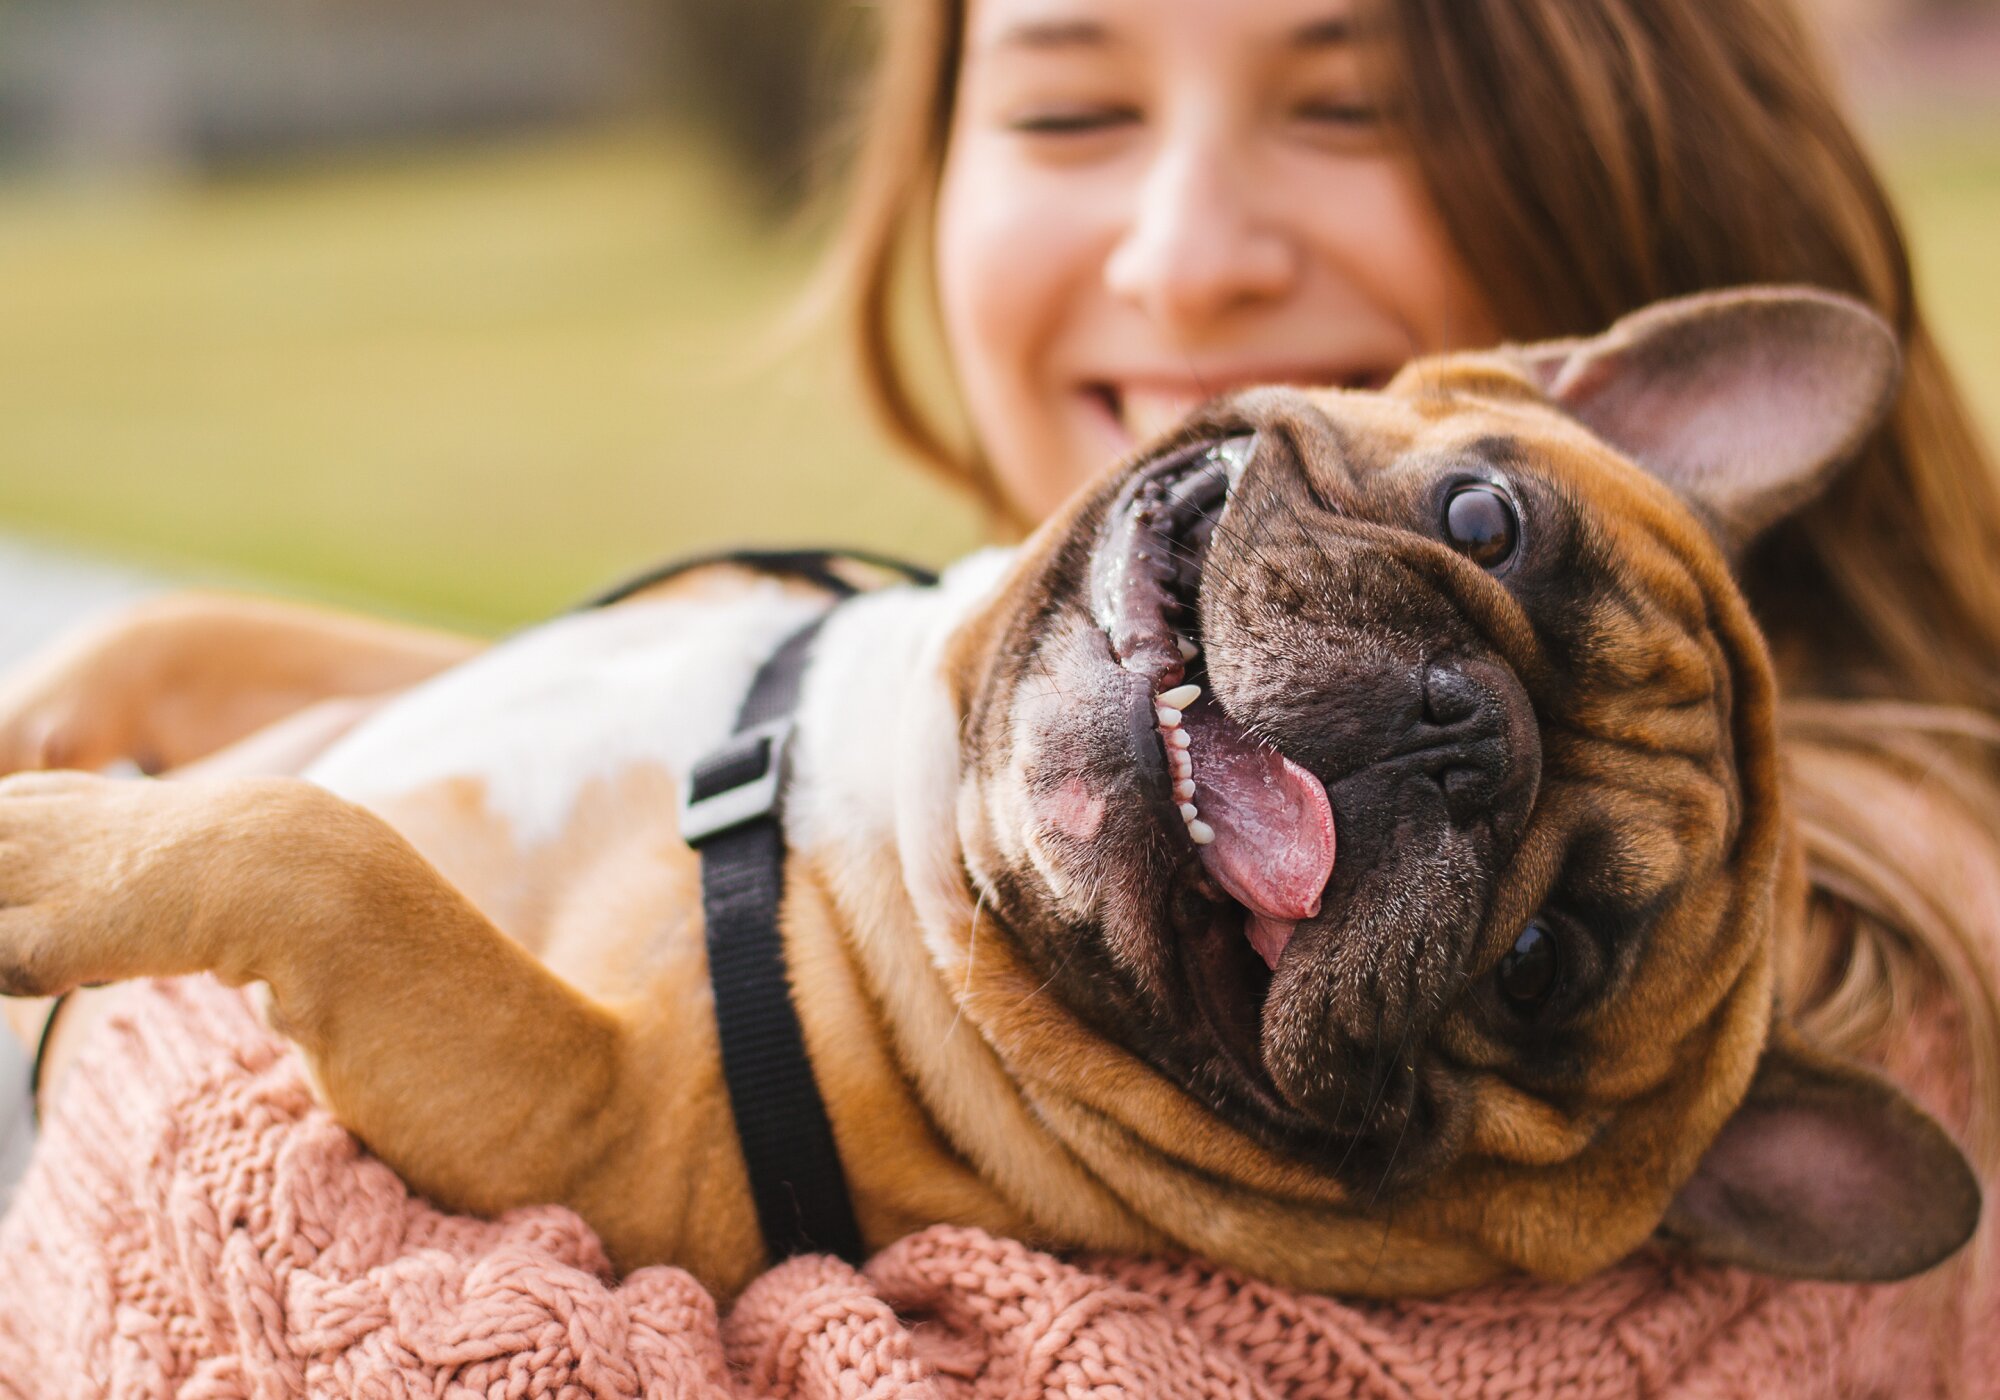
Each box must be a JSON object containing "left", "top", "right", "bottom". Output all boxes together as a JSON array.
[{"left": 0, "top": 979, "right": 1988, "bottom": 1398}]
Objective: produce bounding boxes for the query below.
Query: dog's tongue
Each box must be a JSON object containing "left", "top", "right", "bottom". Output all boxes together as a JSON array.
[{"left": 1180, "top": 703, "right": 1336, "bottom": 969}]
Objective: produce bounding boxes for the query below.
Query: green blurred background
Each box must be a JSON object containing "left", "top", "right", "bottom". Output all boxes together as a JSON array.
[{"left": 0, "top": 0, "right": 1994, "bottom": 634}]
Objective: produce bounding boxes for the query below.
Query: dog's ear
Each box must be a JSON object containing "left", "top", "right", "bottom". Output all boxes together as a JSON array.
[
  {"left": 1658, "top": 1024, "right": 1980, "bottom": 1281},
  {"left": 1506, "top": 287, "right": 1901, "bottom": 555}
]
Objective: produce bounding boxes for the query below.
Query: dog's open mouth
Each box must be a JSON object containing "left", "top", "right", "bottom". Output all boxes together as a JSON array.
[{"left": 1090, "top": 435, "right": 1339, "bottom": 1082}]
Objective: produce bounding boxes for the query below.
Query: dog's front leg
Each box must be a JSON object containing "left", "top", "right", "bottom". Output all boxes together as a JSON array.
[{"left": 0, "top": 771, "right": 634, "bottom": 1226}]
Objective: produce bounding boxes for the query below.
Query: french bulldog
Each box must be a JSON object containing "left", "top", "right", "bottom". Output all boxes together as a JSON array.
[{"left": 0, "top": 287, "right": 1977, "bottom": 1299}]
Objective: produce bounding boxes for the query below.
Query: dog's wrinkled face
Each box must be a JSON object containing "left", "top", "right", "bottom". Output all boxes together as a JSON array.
[
  {"left": 964, "top": 376, "right": 1746, "bottom": 1181},
  {"left": 948, "top": 290, "right": 1979, "bottom": 1285}
]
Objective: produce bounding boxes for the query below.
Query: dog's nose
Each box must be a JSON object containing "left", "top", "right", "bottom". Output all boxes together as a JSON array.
[
  {"left": 1422, "top": 662, "right": 1487, "bottom": 728},
  {"left": 1414, "top": 659, "right": 1537, "bottom": 831}
]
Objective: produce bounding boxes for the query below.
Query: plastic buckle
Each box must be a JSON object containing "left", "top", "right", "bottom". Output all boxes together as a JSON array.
[{"left": 681, "top": 719, "right": 796, "bottom": 846}]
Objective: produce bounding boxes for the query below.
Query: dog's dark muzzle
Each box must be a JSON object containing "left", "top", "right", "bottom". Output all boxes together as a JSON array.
[{"left": 1384, "top": 655, "right": 1540, "bottom": 837}]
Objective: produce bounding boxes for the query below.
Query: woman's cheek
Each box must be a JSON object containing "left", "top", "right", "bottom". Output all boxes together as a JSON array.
[
  {"left": 936, "top": 143, "right": 1113, "bottom": 513},
  {"left": 940, "top": 147, "right": 1074, "bottom": 377},
  {"left": 1292, "top": 154, "right": 1498, "bottom": 353}
]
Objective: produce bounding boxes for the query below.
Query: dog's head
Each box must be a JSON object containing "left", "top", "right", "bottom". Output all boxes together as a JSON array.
[{"left": 946, "top": 288, "right": 1978, "bottom": 1289}]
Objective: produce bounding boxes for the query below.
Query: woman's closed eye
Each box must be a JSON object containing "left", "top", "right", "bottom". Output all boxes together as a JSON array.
[
  {"left": 1284, "top": 92, "right": 1387, "bottom": 151},
  {"left": 1006, "top": 103, "right": 1143, "bottom": 137},
  {"left": 1292, "top": 99, "right": 1380, "bottom": 129}
]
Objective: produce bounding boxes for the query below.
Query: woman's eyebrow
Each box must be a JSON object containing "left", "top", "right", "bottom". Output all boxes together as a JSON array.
[
  {"left": 982, "top": 13, "right": 1350, "bottom": 55},
  {"left": 1289, "top": 16, "right": 1354, "bottom": 48},
  {"left": 985, "top": 18, "right": 1115, "bottom": 53}
]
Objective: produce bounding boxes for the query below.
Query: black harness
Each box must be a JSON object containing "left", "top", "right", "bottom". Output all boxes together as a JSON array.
[{"left": 619, "top": 548, "right": 936, "bottom": 1264}]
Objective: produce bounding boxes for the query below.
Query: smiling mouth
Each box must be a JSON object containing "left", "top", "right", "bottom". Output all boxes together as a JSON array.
[
  {"left": 1087, "top": 369, "right": 1394, "bottom": 445},
  {"left": 1089, "top": 435, "right": 1339, "bottom": 1087}
]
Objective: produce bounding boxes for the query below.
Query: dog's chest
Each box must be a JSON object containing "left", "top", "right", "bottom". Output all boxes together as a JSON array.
[{"left": 303, "top": 585, "right": 828, "bottom": 968}]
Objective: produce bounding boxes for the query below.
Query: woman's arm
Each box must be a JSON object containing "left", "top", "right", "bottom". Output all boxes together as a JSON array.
[{"left": 0, "top": 590, "right": 481, "bottom": 776}]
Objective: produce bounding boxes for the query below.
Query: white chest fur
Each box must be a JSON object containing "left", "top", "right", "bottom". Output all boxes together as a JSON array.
[{"left": 306, "top": 582, "right": 829, "bottom": 847}]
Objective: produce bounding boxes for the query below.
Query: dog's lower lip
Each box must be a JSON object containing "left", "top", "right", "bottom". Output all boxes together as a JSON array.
[{"left": 1178, "top": 903, "right": 1291, "bottom": 1114}]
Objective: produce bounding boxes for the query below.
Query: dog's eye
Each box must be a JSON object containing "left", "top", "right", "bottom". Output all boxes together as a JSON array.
[
  {"left": 1442, "top": 485, "right": 1519, "bottom": 569},
  {"left": 1497, "top": 918, "right": 1560, "bottom": 1014}
]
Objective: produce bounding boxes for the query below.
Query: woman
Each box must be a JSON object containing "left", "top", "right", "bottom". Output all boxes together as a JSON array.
[{"left": 3, "top": 0, "right": 1997, "bottom": 1389}]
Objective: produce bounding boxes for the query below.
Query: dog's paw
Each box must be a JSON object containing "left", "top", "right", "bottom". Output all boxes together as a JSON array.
[
  {"left": 0, "top": 771, "right": 357, "bottom": 1003},
  {"left": 0, "top": 772, "right": 129, "bottom": 997},
  {"left": 0, "top": 949, "right": 56, "bottom": 1000},
  {"left": 0, "top": 770, "right": 268, "bottom": 999}
]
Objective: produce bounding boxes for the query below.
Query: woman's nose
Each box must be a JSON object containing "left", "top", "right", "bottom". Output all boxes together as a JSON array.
[{"left": 1104, "top": 138, "right": 1297, "bottom": 337}]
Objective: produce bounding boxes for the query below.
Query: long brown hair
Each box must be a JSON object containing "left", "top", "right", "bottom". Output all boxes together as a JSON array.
[{"left": 822, "top": 0, "right": 2000, "bottom": 1217}]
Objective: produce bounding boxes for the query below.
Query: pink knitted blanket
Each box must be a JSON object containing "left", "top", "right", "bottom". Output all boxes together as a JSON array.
[{"left": 0, "top": 979, "right": 1986, "bottom": 1398}]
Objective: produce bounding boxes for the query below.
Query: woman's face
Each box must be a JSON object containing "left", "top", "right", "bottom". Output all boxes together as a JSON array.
[{"left": 936, "top": 0, "right": 1501, "bottom": 522}]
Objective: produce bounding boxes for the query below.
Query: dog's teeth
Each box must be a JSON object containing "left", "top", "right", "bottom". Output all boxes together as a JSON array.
[
  {"left": 1157, "top": 684, "right": 1200, "bottom": 711},
  {"left": 1188, "top": 819, "right": 1216, "bottom": 845},
  {"left": 1170, "top": 751, "right": 1193, "bottom": 779},
  {"left": 1215, "top": 434, "right": 1255, "bottom": 472},
  {"left": 1167, "top": 728, "right": 1191, "bottom": 750},
  {"left": 1155, "top": 707, "right": 1181, "bottom": 729},
  {"left": 1177, "top": 638, "right": 1198, "bottom": 661},
  {"left": 1173, "top": 779, "right": 1195, "bottom": 802},
  {"left": 1178, "top": 802, "right": 1199, "bottom": 823}
]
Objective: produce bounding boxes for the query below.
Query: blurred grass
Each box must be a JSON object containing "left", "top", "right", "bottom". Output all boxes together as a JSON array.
[
  {"left": 1880, "top": 117, "right": 2000, "bottom": 447},
  {"left": 0, "top": 126, "right": 986, "bottom": 631},
  {"left": 0, "top": 118, "right": 1994, "bottom": 632}
]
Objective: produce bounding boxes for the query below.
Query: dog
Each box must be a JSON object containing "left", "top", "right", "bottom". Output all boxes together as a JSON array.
[{"left": 0, "top": 287, "right": 1978, "bottom": 1299}]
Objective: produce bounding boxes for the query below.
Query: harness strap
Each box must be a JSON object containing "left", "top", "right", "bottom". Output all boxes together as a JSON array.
[
  {"left": 667, "top": 548, "right": 933, "bottom": 1262},
  {"left": 679, "top": 596, "right": 877, "bottom": 1263},
  {"left": 583, "top": 546, "right": 937, "bottom": 610},
  {"left": 644, "top": 548, "right": 932, "bottom": 1272},
  {"left": 683, "top": 611, "right": 864, "bottom": 1263}
]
